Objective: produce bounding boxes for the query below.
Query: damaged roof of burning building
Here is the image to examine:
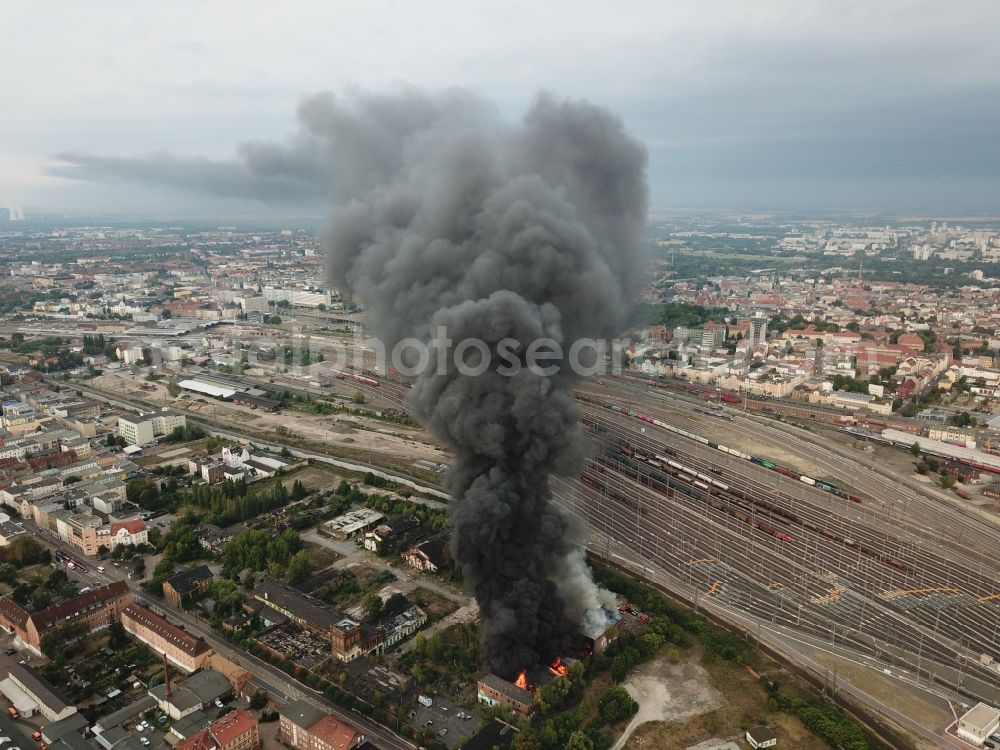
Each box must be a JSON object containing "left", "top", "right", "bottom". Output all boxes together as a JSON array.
[
  {"left": 577, "top": 604, "right": 625, "bottom": 656},
  {"left": 477, "top": 657, "right": 582, "bottom": 718}
]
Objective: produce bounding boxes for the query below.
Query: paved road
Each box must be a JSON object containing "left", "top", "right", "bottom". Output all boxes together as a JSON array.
[{"left": 22, "top": 522, "right": 416, "bottom": 750}]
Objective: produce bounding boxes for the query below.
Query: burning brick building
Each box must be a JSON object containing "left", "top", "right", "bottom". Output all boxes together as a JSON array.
[
  {"left": 577, "top": 606, "right": 624, "bottom": 656},
  {"left": 476, "top": 673, "right": 536, "bottom": 716}
]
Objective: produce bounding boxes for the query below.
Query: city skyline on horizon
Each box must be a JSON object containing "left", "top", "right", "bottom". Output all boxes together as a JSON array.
[{"left": 3, "top": 1, "right": 1000, "bottom": 217}]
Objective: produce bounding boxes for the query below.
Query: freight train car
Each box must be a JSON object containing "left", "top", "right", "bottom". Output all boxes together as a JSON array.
[{"left": 576, "top": 394, "right": 865, "bottom": 505}]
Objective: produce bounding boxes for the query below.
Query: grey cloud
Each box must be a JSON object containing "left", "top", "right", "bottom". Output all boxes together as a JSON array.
[{"left": 52, "top": 148, "right": 325, "bottom": 205}]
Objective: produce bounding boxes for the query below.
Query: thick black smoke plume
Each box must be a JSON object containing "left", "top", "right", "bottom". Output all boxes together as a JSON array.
[
  {"left": 321, "top": 91, "right": 647, "bottom": 675},
  {"left": 56, "top": 89, "right": 648, "bottom": 676}
]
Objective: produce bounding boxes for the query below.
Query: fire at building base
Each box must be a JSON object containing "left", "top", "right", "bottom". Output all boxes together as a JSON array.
[{"left": 476, "top": 604, "right": 625, "bottom": 716}]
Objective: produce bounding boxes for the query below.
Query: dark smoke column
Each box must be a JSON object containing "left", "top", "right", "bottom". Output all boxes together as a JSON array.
[{"left": 325, "top": 90, "right": 647, "bottom": 676}]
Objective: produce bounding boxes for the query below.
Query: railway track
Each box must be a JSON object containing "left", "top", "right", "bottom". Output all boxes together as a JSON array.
[
  {"left": 326, "top": 364, "right": 1000, "bottom": 702},
  {"left": 558, "top": 401, "right": 1000, "bottom": 703}
]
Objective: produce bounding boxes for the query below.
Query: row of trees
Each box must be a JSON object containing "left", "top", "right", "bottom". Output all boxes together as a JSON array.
[
  {"left": 127, "top": 475, "right": 306, "bottom": 527},
  {"left": 82, "top": 333, "right": 119, "bottom": 359},
  {"left": 163, "top": 424, "right": 207, "bottom": 443},
  {"left": 763, "top": 677, "right": 874, "bottom": 750}
]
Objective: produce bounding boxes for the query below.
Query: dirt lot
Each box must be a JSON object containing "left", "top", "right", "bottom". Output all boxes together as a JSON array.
[
  {"left": 94, "top": 371, "right": 449, "bottom": 468},
  {"left": 302, "top": 541, "right": 340, "bottom": 570},
  {"left": 614, "top": 653, "right": 722, "bottom": 749},
  {"left": 409, "top": 587, "right": 460, "bottom": 623},
  {"left": 252, "top": 463, "right": 342, "bottom": 496},
  {"left": 621, "top": 652, "right": 830, "bottom": 750}
]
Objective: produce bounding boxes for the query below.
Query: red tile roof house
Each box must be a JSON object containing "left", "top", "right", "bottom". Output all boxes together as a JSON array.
[
  {"left": 279, "top": 700, "right": 366, "bottom": 750},
  {"left": 177, "top": 708, "right": 259, "bottom": 750},
  {"left": 110, "top": 518, "right": 148, "bottom": 548}
]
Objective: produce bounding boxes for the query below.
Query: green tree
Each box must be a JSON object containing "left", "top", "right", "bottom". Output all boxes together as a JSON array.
[
  {"left": 131, "top": 557, "right": 146, "bottom": 579},
  {"left": 565, "top": 732, "right": 594, "bottom": 750},
  {"left": 40, "top": 621, "right": 89, "bottom": 661},
  {"left": 382, "top": 592, "right": 411, "bottom": 619},
  {"left": 210, "top": 579, "right": 244, "bottom": 620},
  {"left": 352, "top": 389, "right": 365, "bottom": 404},
  {"left": 362, "top": 592, "right": 383, "bottom": 621},
  {"left": 287, "top": 550, "right": 312, "bottom": 585},
  {"left": 510, "top": 732, "right": 542, "bottom": 750},
  {"left": 598, "top": 686, "right": 639, "bottom": 724},
  {"left": 249, "top": 689, "right": 268, "bottom": 710},
  {"left": 0, "top": 563, "right": 17, "bottom": 584},
  {"left": 910, "top": 442, "right": 921, "bottom": 457},
  {"left": 167, "top": 383, "right": 181, "bottom": 397},
  {"left": 1, "top": 535, "right": 51, "bottom": 566},
  {"left": 108, "top": 618, "right": 129, "bottom": 648}
]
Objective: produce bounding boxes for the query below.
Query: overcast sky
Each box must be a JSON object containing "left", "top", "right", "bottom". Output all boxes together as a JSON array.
[{"left": 4, "top": 1, "right": 999, "bottom": 217}]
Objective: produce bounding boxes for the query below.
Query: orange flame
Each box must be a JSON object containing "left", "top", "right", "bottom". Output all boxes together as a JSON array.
[
  {"left": 548, "top": 657, "right": 569, "bottom": 677},
  {"left": 514, "top": 670, "right": 530, "bottom": 690}
]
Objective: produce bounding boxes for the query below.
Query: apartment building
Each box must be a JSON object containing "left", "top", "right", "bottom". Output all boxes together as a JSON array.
[
  {"left": 278, "top": 701, "right": 364, "bottom": 750},
  {"left": 0, "top": 580, "right": 132, "bottom": 655},
  {"left": 117, "top": 409, "right": 187, "bottom": 446},
  {"left": 177, "top": 709, "right": 259, "bottom": 750},
  {"left": 110, "top": 519, "right": 148, "bottom": 549},
  {"left": 121, "top": 603, "right": 212, "bottom": 673},
  {"left": 162, "top": 565, "right": 213, "bottom": 607}
]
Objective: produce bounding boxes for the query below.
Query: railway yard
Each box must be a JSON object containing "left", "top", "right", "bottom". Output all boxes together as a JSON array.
[
  {"left": 564, "top": 377, "right": 1000, "bottom": 708},
  {"left": 356, "top": 367, "right": 1000, "bottom": 712}
]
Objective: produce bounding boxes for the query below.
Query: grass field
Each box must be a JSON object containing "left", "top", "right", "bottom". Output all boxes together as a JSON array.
[
  {"left": 409, "top": 587, "right": 460, "bottom": 623},
  {"left": 303, "top": 541, "right": 340, "bottom": 570},
  {"left": 248, "top": 462, "right": 343, "bottom": 497}
]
